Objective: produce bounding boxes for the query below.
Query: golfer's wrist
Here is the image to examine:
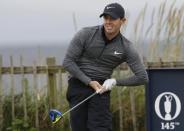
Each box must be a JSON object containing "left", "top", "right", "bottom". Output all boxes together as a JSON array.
[
  {"left": 88, "top": 81, "right": 101, "bottom": 91},
  {"left": 83, "top": 77, "right": 91, "bottom": 86}
]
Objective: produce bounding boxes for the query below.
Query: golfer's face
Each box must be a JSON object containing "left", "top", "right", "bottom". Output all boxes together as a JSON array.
[{"left": 103, "top": 15, "right": 125, "bottom": 35}]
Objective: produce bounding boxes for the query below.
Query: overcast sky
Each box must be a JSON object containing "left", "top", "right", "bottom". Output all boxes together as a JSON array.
[{"left": 0, "top": 0, "right": 182, "bottom": 46}]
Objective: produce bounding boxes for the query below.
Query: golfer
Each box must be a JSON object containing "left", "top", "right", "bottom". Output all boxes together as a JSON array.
[{"left": 63, "top": 3, "right": 148, "bottom": 131}]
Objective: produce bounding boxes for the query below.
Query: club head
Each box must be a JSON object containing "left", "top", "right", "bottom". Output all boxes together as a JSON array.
[{"left": 49, "top": 109, "right": 62, "bottom": 124}]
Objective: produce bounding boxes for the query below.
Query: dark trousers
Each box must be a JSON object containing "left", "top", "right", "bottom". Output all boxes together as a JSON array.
[{"left": 66, "top": 78, "right": 112, "bottom": 131}]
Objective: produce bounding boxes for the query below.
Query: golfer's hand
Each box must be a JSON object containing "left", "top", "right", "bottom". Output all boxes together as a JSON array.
[
  {"left": 89, "top": 81, "right": 103, "bottom": 93},
  {"left": 99, "top": 78, "right": 116, "bottom": 94}
]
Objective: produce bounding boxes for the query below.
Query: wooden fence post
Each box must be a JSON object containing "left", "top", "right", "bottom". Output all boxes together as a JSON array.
[
  {"left": 0, "top": 55, "right": 3, "bottom": 131},
  {"left": 117, "top": 67, "right": 123, "bottom": 131},
  {"left": 46, "top": 57, "right": 57, "bottom": 109},
  {"left": 130, "top": 88, "right": 137, "bottom": 131},
  {"left": 58, "top": 69, "right": 63, "bottom": 108},
  {"left": 33, "top": 61, "right": 39, "bottom": 130},
  {"left": 20, "top": 56, "right": 28, "bottom": 127},
  {"left": 10, "top": 56, "right": 15, "bottom": 122}
]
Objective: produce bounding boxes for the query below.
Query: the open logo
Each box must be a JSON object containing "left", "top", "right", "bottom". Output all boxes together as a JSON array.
[{"left": 155, "top": 92, "right": 181, "bottom": 121}]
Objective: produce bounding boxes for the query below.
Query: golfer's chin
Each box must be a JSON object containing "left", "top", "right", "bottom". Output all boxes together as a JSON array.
[{"left": 104, "top": 29, "right": 115, "bottom": 35}]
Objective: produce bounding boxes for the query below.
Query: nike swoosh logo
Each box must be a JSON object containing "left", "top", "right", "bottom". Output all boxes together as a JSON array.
[
  {"left": 114, "top": 51, "right": 122, "bottom": 55},
  {"left": 106, "top": 6, "right": 115, "bottom": 9}
]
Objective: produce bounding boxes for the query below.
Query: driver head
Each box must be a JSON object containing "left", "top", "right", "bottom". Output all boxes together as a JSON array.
[{"left": 49, "top": 109, "right": 62, "bottom": 124}]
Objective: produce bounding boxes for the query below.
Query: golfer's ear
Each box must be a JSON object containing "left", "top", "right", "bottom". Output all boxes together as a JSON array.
[
  {"left": 121, "top": 18, "right": 126, "bottom": 24},
  {"left": 122, "top": 18, "right": 126, "bottom": 22}
]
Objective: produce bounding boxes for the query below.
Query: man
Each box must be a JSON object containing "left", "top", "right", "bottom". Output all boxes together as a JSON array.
[{"left": 63, "top": 3, "right": 148, "bottom": 131}]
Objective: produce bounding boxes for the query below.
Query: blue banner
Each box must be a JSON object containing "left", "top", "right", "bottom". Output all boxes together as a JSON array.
[{"left": 146, "top": 69, "right": 184, "bottom": 131}]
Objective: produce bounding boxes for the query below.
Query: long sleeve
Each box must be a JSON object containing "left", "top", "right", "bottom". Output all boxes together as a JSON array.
[
  {"left": 116, "top": 42, "right": 148, "bottom": 86},
  {"left": 62, "top": 29, "right": 91, "bottom": 85}
]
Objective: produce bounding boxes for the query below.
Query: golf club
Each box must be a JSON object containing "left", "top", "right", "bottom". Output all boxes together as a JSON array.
[{"left": 49, "top": 90, "right": 99, "bottom": 124}]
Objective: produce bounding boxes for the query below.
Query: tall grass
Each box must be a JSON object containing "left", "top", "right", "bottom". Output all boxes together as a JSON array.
[
  {"left": 131, "top": 1, "right": 184, "bottom": 62},
  {"left": 2, "top": 81, "right": 70, "bottom": 131}
]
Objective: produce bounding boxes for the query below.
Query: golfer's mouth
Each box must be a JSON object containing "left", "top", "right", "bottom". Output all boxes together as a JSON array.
[{"left": 105, "top": 26, "right": 113, "bottom": 30}]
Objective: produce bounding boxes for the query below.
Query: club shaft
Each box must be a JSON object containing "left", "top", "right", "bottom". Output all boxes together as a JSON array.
[{"left": 62, "top": 91, "right": 97, "bottom": 117}]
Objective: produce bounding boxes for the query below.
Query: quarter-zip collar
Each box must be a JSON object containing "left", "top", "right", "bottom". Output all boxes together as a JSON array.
[{"left": 101, "top": 26, "right": 121, "bottom": 44}]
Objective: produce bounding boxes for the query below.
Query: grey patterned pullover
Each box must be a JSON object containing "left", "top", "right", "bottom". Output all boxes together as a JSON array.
[{"left": 63, "top": 25, "right": 148, "bottom": 86}]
